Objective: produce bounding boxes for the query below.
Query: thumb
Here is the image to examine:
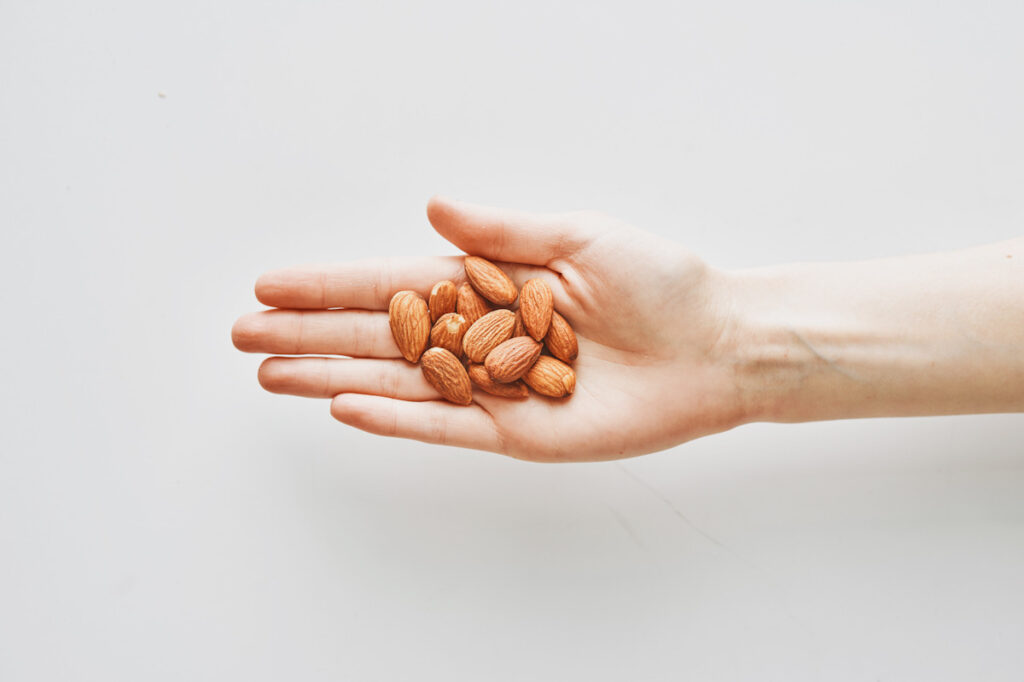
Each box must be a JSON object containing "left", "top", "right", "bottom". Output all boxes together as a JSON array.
[{"left": 426, "top": 195, "right": 589, "bottom": 266}]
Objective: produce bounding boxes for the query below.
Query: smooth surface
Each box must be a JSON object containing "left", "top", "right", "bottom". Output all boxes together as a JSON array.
[{"left": 2, "top": 1, "right": 1023, "bottom": 680}]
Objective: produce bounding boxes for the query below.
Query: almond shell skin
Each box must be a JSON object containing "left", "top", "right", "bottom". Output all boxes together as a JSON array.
[
  {"left": 429, "top": 312, "right": 468, "bottom": 357},
  {"left": 544, "top": 311, "right": 578, "bottom": 363},
  {"left": 388, "top": 291, "right": 431, "bottom": 363},
  {"left": 524, "top": 355, "right": 576, "bottom": 398},
  {"left": 428, "top": 280, "right": 458, "bottom": 323},
  {"left": 485, "top": 336, "right": 542, "bottom": 383},
  {"left": 519, "top": 278, "right": 554, "bottom": 341},
  {"left": 462, "top": 309, "right": 516, "bottom": 363},
  {"left": 464, "top": 256, "right": 518, "bottom": 306},
  {"left": 421, "top": 347, "right": 473, "bottom": 405},
  {"left": 468, "top": 364, "right": 529, "bottom": 399},
  {"left": 456, "top": 283, "right": 491, "bottom": 327}
]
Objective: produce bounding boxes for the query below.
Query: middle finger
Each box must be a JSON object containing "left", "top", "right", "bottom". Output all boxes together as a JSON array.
[{"left": 232, "top": 309, "right": 399, "bottom": 357}]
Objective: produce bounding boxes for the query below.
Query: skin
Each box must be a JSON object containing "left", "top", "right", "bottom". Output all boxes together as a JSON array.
[{"left": 232, "top": 196, "right": 1024, "bottom": 462}]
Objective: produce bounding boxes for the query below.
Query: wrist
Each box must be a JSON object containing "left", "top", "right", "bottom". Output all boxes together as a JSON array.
[{"left": 715, "top": 265, "right": 853, "bottom": 425}]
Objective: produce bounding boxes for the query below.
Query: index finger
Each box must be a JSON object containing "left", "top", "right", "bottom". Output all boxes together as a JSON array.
[
  {"left": 255, "top": 256, "right": 464, "bottom": 310},
  {"left": 254, "top": 256, "right": 559, "bottom": 311}
]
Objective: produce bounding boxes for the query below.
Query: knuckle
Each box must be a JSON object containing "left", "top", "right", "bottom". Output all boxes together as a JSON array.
[
  {"left": 351, "top": 313, "right": 376, "bottom": 357},
  {"left": 385, "top": 403, "right": 400, "bottom": 436},
  {"left": 320, "top": 358, "right": 334, "bottom": 396},
  {"left": 378, "top": 365, "right": 401, "bottom": 396},
  {"left": 427, "top": 411, "right": 448, "bottom": 444},
  {"left": 372, "top": 258, "right": 395, "bottom": 306}
]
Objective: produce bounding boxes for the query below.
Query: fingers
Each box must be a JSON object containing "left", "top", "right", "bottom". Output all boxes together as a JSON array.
[
  {"left": 330, "top": 394, "right": 503, "bottom": 452},
  {"left": 232, "top": 309, "right": 399, "bottom": 357},
  {"left": 235, "top": 271, "right": 570, "bottom": 359},
  {"left": 426, "top": 195, "right": 591, "bottom": 266},
  {"left": 258, "top": 357, "right": 440, "bottom": 400},
  {"left": 255, "top": 256, "right": 464, "bottom": 310},
  {"left": 251, "top": 200, "right": 589, "bottom": 311}
]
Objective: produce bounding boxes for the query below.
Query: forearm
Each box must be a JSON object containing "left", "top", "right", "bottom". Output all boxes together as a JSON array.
[{"left": 722, "top": 238, "right": 1024, "bottom": 423}]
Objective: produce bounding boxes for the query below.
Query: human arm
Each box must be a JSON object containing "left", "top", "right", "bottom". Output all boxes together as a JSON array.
[
  {"left": 724, "top": 238, "right": 1024, "bottom": 423},
  {"left": 231, "top": 197, "right": 1024, "bottom": 461}
]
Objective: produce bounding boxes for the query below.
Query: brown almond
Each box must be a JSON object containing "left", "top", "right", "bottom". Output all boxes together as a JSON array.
[
  {"left": 519, "top": 278, "right": 554, "bottom": 340},
  {"left": 524, "top": 355, "right": 576, "bottom": 398},
  {"left": 464, "top": 256, "right": 518, "bottom": 305},
  {"left": 545, "top": 310, "right": 578, "bottom": 363},
  {"left": 485, "top": 336, "right": 542, "bottom": 383},
  {"left": 512, "top": 309, "right": 526, "bottom": 338},
  {"left": 462, "top": 309, "right": 516, "bottom": 363},
  {"left": 420, "top": 348, "right": 473, "bottom": 405},
  {"left": 429, "top": 312, "right": 468, "bottom": 357},
  {"left": 388, "top": 290, "right": 431, "bottom": 363},
  {"left": 428, "top": 280, "right": 457, "bottom": 323},
  {"left": 467, "top": 364, "right": 529, "bottom": 399},
  {"left": 456, "top": 282, "right": 491, "bottom": 326}
]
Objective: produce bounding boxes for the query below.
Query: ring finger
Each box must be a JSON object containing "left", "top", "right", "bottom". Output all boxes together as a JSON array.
[{"left": 257, "top": 356, "right": 440, "bottom": 400}]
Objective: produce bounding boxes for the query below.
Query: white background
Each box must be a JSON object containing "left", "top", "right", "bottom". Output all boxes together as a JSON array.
[{"left": 2, "top": 1, "right": 1023, "bottom": 680}]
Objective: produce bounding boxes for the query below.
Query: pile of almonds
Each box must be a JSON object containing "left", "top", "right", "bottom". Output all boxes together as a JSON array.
[{"left": 388, "top": 256, "right": 578, "bottom": 405}]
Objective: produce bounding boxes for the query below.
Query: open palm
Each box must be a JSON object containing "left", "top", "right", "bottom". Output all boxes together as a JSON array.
[{"left": 232, "top": 197, "right": 745, "bottom": 461}]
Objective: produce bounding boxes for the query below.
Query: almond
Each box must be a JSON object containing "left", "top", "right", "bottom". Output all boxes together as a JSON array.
[
  {"left": 428, "top": 280, "right": 457, "bottom": 323},
  {"left": 420, "top": 348, "right": 473, "bottom": 405},
  {"left": 512, "top": 309, "right": 526, "bottom": 338},
  {"left": 467, "top": 364, "right": 529, "bottom": 399},
  {"left": 456, "top": 282, "right": 491, "bottom": 326},
  {"left": 462, "top": 309, "right": 516, "bottom": 363},
  {"left": 388, "top": 290, "right": 431, "bottom": 363},
  {"left": 485, "top": 336, "right": 542, "bottom": 383},
  {"left": 544, "top": 310, "right": 578, "bottom": 363},
  {"left": 519, "top": 278, "right": 554, "bottom": 340},
  {"left": 429, "top": 312, "right": 468, "bottom": 357},
  {"left": 523, "top": 355, "right": 576, "bottom": 398},
  {"left": 464, "top": 256, "right": 517, "bottom": 305}
]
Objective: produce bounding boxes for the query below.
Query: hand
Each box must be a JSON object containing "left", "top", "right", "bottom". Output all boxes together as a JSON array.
[{"left": 232, "top": 196, "right": 747, "bottom": 461}]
